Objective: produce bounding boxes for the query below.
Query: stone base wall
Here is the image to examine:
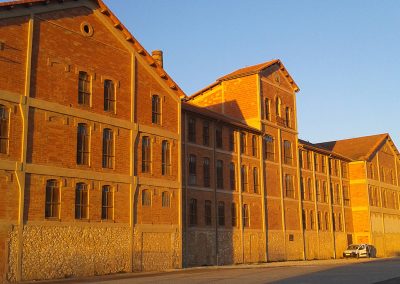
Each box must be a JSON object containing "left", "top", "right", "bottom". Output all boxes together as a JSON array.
[
  {"left": 132, "top": 226, "right": 181, "bottom": 271},
  {"left": 334, "top": 232, "right": 348, "bottom": 258},
  {"left": 185, "top": 229, "right": 216, "bottom": 267},
  {"left": 286, "top": 232, "right": 304, "bottom": 260},
  {"left": 244, "top": 231, "right": 266, "bottom": 263},
  {"left": 318, "top": 232, "right": 334, "bottom": 259},
  {"left": 217, "top": 230, "right": 242, "bottom": 265},
  {"left": 267, "top": 230, "right": 285, "bottom": 261},
  {"left": 7, "top": 224, "right": 131, "bottom": 282}
]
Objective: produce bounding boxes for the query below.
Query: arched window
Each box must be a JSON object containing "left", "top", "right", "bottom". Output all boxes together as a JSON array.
[
  {"left": 162, "top": 191, "right": 171, "bottom": 208},
  {"left": 264, "top": 98, "right": 270, "bottom": 120},
  {"left": 161, "top": 140, "right": 171, "bottom": 175},
  {"left": 142, "top": 189, "right": 151, "bottom": 206},
  {"left": 0, "top": 105, "right": 9, "bottom": 154},
  {"left": 141, "top": 136, "right": 151, "bottom": 173},
  {"left": 77, "top": 123, "right": 90, "bottom": 165},
  {"left": 75, "top": 183, "right": 88, "bottom": 219},
  {"left": 275, "top": 97, "right": 281, "bottom": 117},
  {"left": 102, "top": 128, "right": 114, "bottom": 168},
  {"left": 78, "top": 71, "right": 91, "bottom": 106},
  {"left": 101, "top": 185, "right": 113, "bottom": 220},
  {"left": 152, "top": 95, "right": 161, "bottom": 124},
  {"left": 104, "top": 80, "right": 115, "bottom": 112},
  {"left": 45, "top": 179, "right": 60, "bottom": 219},
  {"left": 218, "top": 201, "right": 225, "bottom": 226}
]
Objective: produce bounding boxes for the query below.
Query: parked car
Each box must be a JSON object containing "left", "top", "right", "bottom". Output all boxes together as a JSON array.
[{"left": 343, "top": 244, "right": 376, "bottom": 258}]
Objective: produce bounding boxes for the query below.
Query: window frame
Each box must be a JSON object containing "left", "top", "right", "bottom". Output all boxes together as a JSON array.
[
  {"left": 75, "top": 182, "right": 89, "bottom": 220},
  {"left": 78, "top": 71, "right": 91, "bottom": 107},
  {"left": 77, "top": 123, "right": 90, "bottom": 166},
  {"left": 102, "top": 128, "right": 114, "bottom": 169},
  {"left": 203, "top": 157, "right": 210, "bottom": 187},
  {"left": 141, "top": 136, "right": 151, "bottom": 173},
  {"left": 45, "top": 179, "right": 60, "bottom": 219},
  {"left": 161, "top": 140, "right": 171, "bottom": 176},
  {"left": 264, "top": 135, "right": 275, "bottom": 161},
  {"left": 216, "top": 159, "right": 224, "bottom": 189},
  {"left": 141, "top": 189, "right": 151, "bottom": 207},
  {"left": 104, "top": 79, "right": 116, "bottom": 113},
  {"left": 151, "top": 94, "right": 161, "bottom": 125},
  {"left": 101, "top": 185, "right": 114, "bottom": 221},
  {"left": 188, "top": 154, "right": 197, "bottom": 185},
  {"left": 0, "top": 105, "right": 9, "bottom": 154}
]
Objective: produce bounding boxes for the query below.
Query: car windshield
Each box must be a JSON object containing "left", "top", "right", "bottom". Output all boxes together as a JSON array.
[{"left": 347, "top": 245, "right": 359, "bottom": 250}]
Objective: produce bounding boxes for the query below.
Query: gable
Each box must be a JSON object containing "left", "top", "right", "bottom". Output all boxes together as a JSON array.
[{"left": 260, "top": 64, "right": 295, "bottom": 93}]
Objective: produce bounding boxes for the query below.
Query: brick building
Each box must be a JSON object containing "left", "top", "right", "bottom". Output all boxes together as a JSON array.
[{"left": 0, "top": 0, "right": 399, "bottom": 282}]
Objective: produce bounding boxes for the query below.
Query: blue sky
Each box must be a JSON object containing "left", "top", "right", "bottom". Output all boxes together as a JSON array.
[{"left": 102, "top": 0, "right": 400, "bottom": 144}]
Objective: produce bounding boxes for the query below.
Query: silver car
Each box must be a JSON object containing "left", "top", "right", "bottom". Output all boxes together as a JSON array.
[{"left": 342, "top": 244, "right": 375, "bottom": 258}]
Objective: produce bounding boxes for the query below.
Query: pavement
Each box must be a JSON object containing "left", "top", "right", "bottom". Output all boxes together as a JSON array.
[{"left": 25, "top": 257, "right": 400, "bottom": 284}]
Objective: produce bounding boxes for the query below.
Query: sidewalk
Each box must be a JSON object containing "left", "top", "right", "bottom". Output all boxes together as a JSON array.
[{"left": 24, "top": 257, "right": 384, "bottom": 284}]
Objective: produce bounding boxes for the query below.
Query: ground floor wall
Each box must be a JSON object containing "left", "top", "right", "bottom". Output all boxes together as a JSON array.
[{"left": 267, "top": 230, "right": 303, "bottom": 261}]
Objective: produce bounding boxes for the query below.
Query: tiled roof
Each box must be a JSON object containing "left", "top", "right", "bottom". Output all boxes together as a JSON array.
[
  {"left": 299, "top": 139, "right": 353, "bottom": 161},
  {"left": 0, "top": 0, "right": 187, "bottom": 98},
  {"left": 316, "top": 133, "right": 389, "bottom": 161},
  {"left": 182, "top": 102, "right": 261, "bottom": 133}
]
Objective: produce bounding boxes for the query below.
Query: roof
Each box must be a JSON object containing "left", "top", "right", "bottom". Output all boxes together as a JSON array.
[
  {"left": 0, "top": 0, "right": 186, "bottom": 98},
  {"left": 182, "top": 102, "right": 261, "bottom": 133},
  {"left": 217, "top": 59, "right": 299, "bottom": 92},
  {"left": 299, "top": 139, "right": 353, "bottom": 161},
  {"left": 188, "top": 59, "right": 299, "bottom": 100},
  {"left": 315, "top": 133, "right": 390, "bottom": 161}
]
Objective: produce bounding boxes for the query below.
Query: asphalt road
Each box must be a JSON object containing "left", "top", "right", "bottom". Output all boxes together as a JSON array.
[{"left": 86, "top": 258, "right": 400, "bottom": 284}]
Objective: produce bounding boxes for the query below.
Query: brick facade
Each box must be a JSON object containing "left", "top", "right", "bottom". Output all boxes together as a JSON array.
[{"left": 0, "top": 0, "right": 400, "bottom": 282}]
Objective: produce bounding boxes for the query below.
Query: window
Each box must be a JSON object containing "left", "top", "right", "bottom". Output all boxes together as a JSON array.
[
  {"left": 342, "top": 163, "right": 348, "bottom": 178},
  {"left": 205, "top": 200, "right": 212, "bottom": 226},
  {"left": 240, "top": 132, "right": 246, "bottom": 154},
  {"left": 324, "top": 212, "right": 329, "bottom": 231},
  {"left": 321, "top": 156, "right": 326, "bottom": 173},
  {"left": 307, "top": 178, "right": 313, "bottom": 201},
  {"left": 45, "top": 180, "right": 60, "bottom": 219},
  {"left": 306, "top": 151, "right": 312, "bottom": 170},
  {"left": 322, "top": 181, "right": 327, "bottom": 203},
  {"left": 151, "top": 95, "right": 161, "bottom": 124},
  {"left": 314, "top": 154, "right": 319, "bottom": 172},
  {"left": 78, "top": 71, "right": 91, "bottom": 106},
  {"left": 75, "top": 183, "right": 88, "bottom": 219},
  {"left": 203, "top": 157, "right": 210, "bottom": 187},
  {"left": 141, "top": 136, "right": 151, "bottom": 173},
  {"left": 230, "top": 162, "right": 236, "bottom": 190},
  {"left": 243, "top": 204, "right": 250, "bottom": 227},
  {"left": 264, "top": 98, "right": 270, "bottom": 120},
  {"left": 302, "top": 209, "right": 307, "bottom": 230},
  {"left": 276, "top": 97, "right": 281, "bottom": 117},
  {"left": 218, "top": 201, "right": 225, "bottom": 226},
  {"left": 188, "top": 117, "right": 196, "bottom": 143},
  {"left": 317, "top": 211, "right": 322, "bottom": 230},
  {"left": 299, "top": 151, "right": 304, "bottom": 168},
  {"left": 189, "top": 198, "right": 197, "bottom": 226},
  {"left": 101, "top": 185, "right": 113, "bottom": 220},
  {"left": 310, "top": 210, "right": 315, "bottom": 230},
  {"left": 285, "top": 174, "right": 295, "bottom": 198},
  {"left": 241, "top": 165, "right": 247, "bottom": 192},
  {"left": 285, "top": 107, "right": 290, "bottom": 127},
  {"left": 283, "top": 140, "right": 292, "bottom": 165},
  {"left": 252, "top": 135, "right": 258, "bottom": 157},
  {"left": 316, "top": 181, "right": 321, "bottom": 202},
  {"left": 216, "top": 160, "right": 224, "bottom": 189},
  {"left": 335, "top": 184, "right": 341, "bottom": 205},
  {"left": 216, "top": 125, "right": 223, "bottom": 149},
  {"left": 102, "top": 128, "right": 114, "bottom": 169},
  {"left": 162, "top": 191, "right": 171, "bottom": 208},
  {"left": 229, "top": 129, "right": 235, "bottom": 151},
  {"left": 142, "top": 189, "right": 151, "bottom": 206},
  {"left": 104, "top": 80, "right": 115, "bottom": 112},
  {"left": 203, "top": 121, "right": 210, "bottom": 146},
  {"left": 253, "top": 167, "right": 259, "bottom": 193},
  {"left": 338, "top": 213, "right": 343, "bottom": 231},
  {"left": 300, "top": 178, "right": 305, "bottom": 200},
  {"left": 77, "top": 123, "right": 90, "bottom": 165},
  {"left": 231, "top": 203, "right": 237, "bottom": 227},
  {"left": 162, "top": 140, "right": 171, "bottom": 175},
  {"left": 0, "top": 105, "right": 9, "bottom": 154},
  {"left": 264, "top": 135, "right": 274, "bottom": 161},
  {"left": 189, "top": 154, "right": 197, "bottom": 185},
  {"left": 343, "top": 186, "right": 350, "bottom": 206}
]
